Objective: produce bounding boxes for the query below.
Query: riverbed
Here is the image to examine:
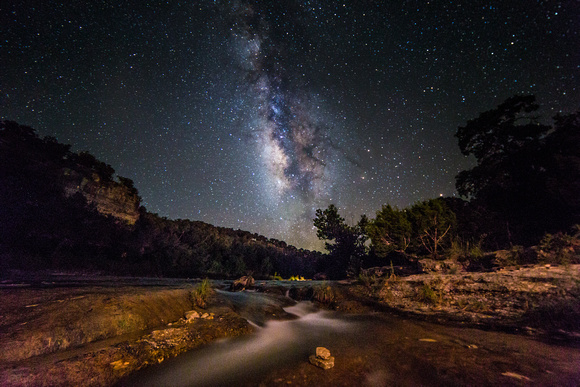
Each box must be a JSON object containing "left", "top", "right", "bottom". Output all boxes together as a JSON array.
[{"left": 119, "top": 290, "right": 580, "bottom": 387}]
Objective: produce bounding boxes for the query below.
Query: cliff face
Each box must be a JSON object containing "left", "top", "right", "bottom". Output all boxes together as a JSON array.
[{"left": 63, "top": 171, "right": 140, "bottom": 225}]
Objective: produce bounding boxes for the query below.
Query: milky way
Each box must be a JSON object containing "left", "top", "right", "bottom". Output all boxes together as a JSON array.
[
  {"left": 231, "top": 2, "right": 339, "bottom": 216},
  {"left": 1, "top": 1, "right": 578, "bottom": 250}
]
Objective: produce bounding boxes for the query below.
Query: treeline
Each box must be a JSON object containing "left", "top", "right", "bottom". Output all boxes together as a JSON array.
[
  {"left": 2, "top": 95, "right": 578, "bottom": 279},
  {"left": 314, "top": 96, "right": 580, "bottom": 277},
  {"left": 0, "top": 120, "right": 322, "bottom": 278}
]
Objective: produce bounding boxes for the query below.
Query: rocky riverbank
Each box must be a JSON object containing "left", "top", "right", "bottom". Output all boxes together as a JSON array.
[
  {"left": 0, "top": 281, "right": 253, "bottom": 386},
  {"left": 332, "top": 264, "right": 580, "bottom": 339},
  {"left": 1, "top": 266, "right": 578, "bottom": 386}
]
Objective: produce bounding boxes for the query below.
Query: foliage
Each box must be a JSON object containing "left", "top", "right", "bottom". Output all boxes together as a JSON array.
[
  {"left": 538, "top": 229, "right": 580, "bottom": 265},
  {"left": 455, "top": 96, "right": 580, "bottom": 246},
  {"left": 313, "top": 205, "right": 369, "bottom": 278},
  {"left": 367, "top": 205, "right": 412, "bottom": 257},
  {"left": 494, "top": 246, "right": 524, "bottom": 268},
  {"left": 312, "top": 282, "right": 335, "bottom": 304},
  {"left": 455, "top": 95, "right": 549, "bottom": 198},
  {"left": 366, "top": 199, "right": 456, "bottom": 262},
  {"left": 357, "top": 272, "right": 374, "bottom": 288},
  {"left": 190, "top": 279, "right": 213, "bottom": 308},
  {"left": 417, "top": 283, "right": 440, "bottom": 305},
  {"left": 408, "top": 199, "right": 456, "bottom": 259},
  {"left": 449, "top": 240, "right": 484, "bottom": 262}
]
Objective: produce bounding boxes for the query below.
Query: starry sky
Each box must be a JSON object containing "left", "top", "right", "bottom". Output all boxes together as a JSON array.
[{"left": 2, "top": 1, "right": 578, "bottom": 251}]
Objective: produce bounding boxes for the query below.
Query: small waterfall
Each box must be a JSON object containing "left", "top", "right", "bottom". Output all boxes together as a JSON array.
[{"left": 121, "top": 293, "right": 354, "bottom": 387}]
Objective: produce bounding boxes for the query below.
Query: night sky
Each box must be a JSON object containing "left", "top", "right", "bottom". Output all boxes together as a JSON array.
[{"left": 2, "top": 1, "right": 578, "bottom": 250}]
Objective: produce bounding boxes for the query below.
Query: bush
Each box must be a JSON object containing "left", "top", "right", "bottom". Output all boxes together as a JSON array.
[
  {"left": 313, "top": 282, "right": 335, "bottom": 304},
  {"left": 449, "top": 240, "right": 485, "bottom": 265},
  {"left": 494, "top": 246, "right": 524, "bottom": 267},
  {"left": 357, "top": 272, "right": 374, "bottom": 288},
  {"left": 417, "top": 283, "right": 440, "bottom": 305},
  {"left": 271, "top": 272, "right": 283, "bottom": 281},
  {"left": 538, "top": 231, "right": 580, "bottom": 265},
  {"left": 190, "top": 278, "right": 213, "bottom": 308}
]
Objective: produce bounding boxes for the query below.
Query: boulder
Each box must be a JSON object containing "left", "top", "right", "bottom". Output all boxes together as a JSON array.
[
  {"left": 309, "top": 346, "right": 334, "bottom": 369},
  {"left": 418, "top": 259, "right": 442, "bottom": 273},
  {"left": 309, "top": 354, "right": 335, "bottom": 369},
  {"left": 313, "top": 273, "right": 327, "bottom": 281},
  {"left": 229, "top": 276, "right": 255, "bottom": 291},
  {"left": 316, "top": 346, "right": 331, "bottom": 360},
  {"left": 185, "top": 310, "right": 200, "bottom": 321},
  {"left": 418, "top": 259, "right": 462, "bottom": 274}
]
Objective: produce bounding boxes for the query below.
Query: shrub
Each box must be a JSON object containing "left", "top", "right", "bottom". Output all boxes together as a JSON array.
[
  {"left": 494, "top": 246, "right": 524, "bottom": 267},
  {"left": 357, "top": 272, "right": 374, "bottom": 288},
  {"left": 538, "top": 231, "right": 579, "bottom": 265},
  {"left": 417, "top": 283, "right": 439, "bottom": 305},
  {"left": 450, "top": 240, "right": 484, "bottom": 262},
  {"left": 313, "top": 282, "right": 335, "bottom": 304},
  {"left": 190, "top": 278, "right": 213, "bottom": 308}
]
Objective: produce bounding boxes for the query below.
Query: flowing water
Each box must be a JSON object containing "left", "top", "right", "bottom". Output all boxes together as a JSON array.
[{"left": 119, "top": 289, "right": 580, "bottom": 387}]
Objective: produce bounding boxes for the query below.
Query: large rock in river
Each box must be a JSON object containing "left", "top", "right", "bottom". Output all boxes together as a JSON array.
[{"left": 230, "top": 276, "right": 255, "bottom": 291}]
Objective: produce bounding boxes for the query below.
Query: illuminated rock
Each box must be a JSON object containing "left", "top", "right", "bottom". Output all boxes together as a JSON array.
[{"left": 309, "top": 347, "right": 334, "bottom": 369}]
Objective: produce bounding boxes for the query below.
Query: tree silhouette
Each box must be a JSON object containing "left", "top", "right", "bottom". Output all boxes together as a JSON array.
[
  {"left": 455, "top": 96, "right": 580, "bottom": 245},
  {"left": 409, "top": 199, "right": 456, "bottom": 260},
  {"left": 313, "top": 205, "right": 368, "bottom": 278},
  {"left": 367, "top": 204, "right": 412, "bottom": 258}
]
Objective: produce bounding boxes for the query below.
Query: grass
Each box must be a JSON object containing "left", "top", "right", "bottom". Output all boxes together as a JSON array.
[
  {"left": 313, "top": 282, "right": 335, "bottom": 304},
  {"left": 190, "top": 278, "right": 213, "bottom": 308},
  {"left": 418, "top": 283, "right": 440, "bottom": 305},
  {"left": 538, "top": 231, "right": 580, "bottom": 265}
]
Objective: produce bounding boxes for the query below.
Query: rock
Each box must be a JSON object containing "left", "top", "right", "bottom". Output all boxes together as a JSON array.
[
  {"left": 229, "top": 276, "right": 255, "bottom": 291},
  {"left": 418, "top": 259, "right": 462, "bottom": 274},
  {"left": 418, "top": 259, "right": 442, "bottom": 273},
  {"left": 316, "top": 346, "right": 331, "bottom": 360},
  {"left": 288, "top": 286, "right": 313, "bottom": 301},
  {"left": 309, "top": 347, "right": 334, "bottom": 369},
  {"left": 185, "top": 310, "right": 200, "bottom": 321},
  {"left": 313, "top": 273, "right": 327, "bottom": 280},
  {"left": 309, "top": 354, "right": 335, "bottom": 369}
]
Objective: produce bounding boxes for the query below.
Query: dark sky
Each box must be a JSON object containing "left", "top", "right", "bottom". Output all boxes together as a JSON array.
[{"left": 2, "top": 1, "right": 578, "bottom": 250}]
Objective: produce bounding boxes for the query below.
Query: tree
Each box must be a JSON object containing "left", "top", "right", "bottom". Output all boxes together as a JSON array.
[
  {"left": 367, "top": 204, "right": 412, "bottom": 258},
  {"left": 543, "top": 111, "right": 580, "bottom": 229},
  {"left": 456, "top": 95, "right": 580, "bottom": 246},
  {"left": 455, "top": 95, "right": 550, "bottom": 198},
  {"left": 409, "top": 199, "right": 456, "bottom": 259},
  {"left": 313, "top": 205, "right": 368, "bottom": 278}
]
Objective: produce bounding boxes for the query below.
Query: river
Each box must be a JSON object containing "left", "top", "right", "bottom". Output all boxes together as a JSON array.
[{"left": 119, "top": 289, "right": 580, "bottom": 387}]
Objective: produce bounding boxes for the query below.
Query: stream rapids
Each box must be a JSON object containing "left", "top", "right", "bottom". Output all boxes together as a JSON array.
[{"left": 119, "top": 287, "right": 580, "bottom": 387}]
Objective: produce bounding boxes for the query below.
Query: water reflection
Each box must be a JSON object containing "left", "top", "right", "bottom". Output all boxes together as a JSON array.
[{"left": 121, "top": 299, "right": 355, "bottom": 387}]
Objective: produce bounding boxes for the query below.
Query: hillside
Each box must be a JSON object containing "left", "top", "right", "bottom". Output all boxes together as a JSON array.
[{"left": 0, "top": 121, "right": 321, "bottom": 278}]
